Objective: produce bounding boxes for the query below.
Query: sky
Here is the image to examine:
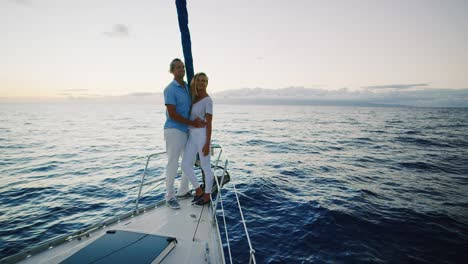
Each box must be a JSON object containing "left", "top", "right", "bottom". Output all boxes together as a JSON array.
[{"left": 1, "top": 0, "right": 468, "bottom": 102}]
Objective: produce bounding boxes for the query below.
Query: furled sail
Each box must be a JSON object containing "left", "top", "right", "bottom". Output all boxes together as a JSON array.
[{"left": 175, "top": 0, "right": 194, "bottom": 87}]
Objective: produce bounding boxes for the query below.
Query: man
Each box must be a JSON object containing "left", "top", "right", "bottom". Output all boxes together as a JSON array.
[{"left": 163, "top": 58, "right": 205, "bottom": 209}]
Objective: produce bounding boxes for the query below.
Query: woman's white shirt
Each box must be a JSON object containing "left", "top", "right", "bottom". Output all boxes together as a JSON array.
[{"left": 189, "top": 96, "right": 213, "bottom": 131}]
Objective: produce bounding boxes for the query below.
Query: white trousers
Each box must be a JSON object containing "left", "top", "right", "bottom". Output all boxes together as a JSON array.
[
  {"left": 164, "top": 128, "right": 189, "bottom": 201},
  {"left": 181, "top": 129, "right": 214, "bottom": 194}
]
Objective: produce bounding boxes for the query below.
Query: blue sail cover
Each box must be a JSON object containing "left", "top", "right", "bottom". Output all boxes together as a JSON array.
[{"left": 175, "top": 0, "right": 194, "bottom": 87}]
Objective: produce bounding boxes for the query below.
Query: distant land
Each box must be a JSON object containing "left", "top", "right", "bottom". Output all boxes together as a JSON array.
[
  {"left": 212, "top": 87, "right": 468, "bottom": 108},
  {"left": 2, "top": 87, "right": 467, "bottom": 107}
]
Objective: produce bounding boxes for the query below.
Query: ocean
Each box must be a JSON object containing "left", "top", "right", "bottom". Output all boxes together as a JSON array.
[{"left": 1, "top": 103, "right": 467, "bottom": 263}]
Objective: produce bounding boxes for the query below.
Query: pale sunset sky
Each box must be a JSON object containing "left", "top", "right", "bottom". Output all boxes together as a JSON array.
[{"left": 1, "top": 0, "right": 467, "bottom": 101}]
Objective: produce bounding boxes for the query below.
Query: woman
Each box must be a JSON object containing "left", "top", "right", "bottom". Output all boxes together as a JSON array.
[{"left": 181, "top": 72, "right": 214, "bottom": 207}]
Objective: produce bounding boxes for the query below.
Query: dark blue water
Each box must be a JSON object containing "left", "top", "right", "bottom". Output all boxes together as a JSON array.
[{"left": 1, "top": 103, "right": 467, "bottom": 263}]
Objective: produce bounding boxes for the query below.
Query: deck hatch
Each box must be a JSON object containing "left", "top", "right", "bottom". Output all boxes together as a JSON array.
[{"left": 60, "top": 230, "right": 177, "bottom": 264}]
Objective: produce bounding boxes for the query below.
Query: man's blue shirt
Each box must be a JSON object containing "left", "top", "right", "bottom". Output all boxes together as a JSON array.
[{"left": 164, "top": 80, "right": 191, "bottom": 133}]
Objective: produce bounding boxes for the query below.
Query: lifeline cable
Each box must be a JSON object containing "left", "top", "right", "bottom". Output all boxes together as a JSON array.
[{"left": 192, "top": 203, "right": 205, "bottom": 241}]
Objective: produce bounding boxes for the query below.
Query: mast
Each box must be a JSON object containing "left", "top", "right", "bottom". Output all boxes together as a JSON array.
[{"left": 175, "top": 0, "right": 194, "bottom": 87}]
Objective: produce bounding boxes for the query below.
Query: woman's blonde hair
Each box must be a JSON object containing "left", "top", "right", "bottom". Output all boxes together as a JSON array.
[{"left": 190, "top": 72, "right": 208, "bottom": 102}]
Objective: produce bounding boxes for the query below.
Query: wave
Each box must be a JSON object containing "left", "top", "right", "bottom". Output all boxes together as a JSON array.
[
  {"left": 245, "top": 139, "right": 276, "bottom": 146},
  {"left": 397, "top": 161, "right": 455, "bottom": 173},
  {"left": 394, "top": 136, "right": 455, "bottom": 148}
]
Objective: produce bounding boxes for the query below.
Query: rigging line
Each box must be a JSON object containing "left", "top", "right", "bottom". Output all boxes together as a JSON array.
[
  {"left": 10, "top": 206, "right": 72, "bottom": 225},
  {"left": 4, "top": 186, "right": 81, "bottom": 224},
  {"left": 0, "top": 175, "right": 71, "bottom": 190},
  {"left": 218, "top": 189, "right": 233, "bottom": 264},
  {"left": 94, "top": 180, "right": 165, "bottom": 224},
  {"left": 0, "top": 155, "right": 150, "bottom": 191},
  {"left": 74, "top": 179, "right": 164, "bottom": 230},
  {"left": 192, "top": 204, "right": 205, "bottom": 241},
  {"left": 233, "top": 184, "right": 256, "bottom": 263}
]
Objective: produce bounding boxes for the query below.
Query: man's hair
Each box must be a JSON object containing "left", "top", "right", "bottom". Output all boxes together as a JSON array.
[{"left": 169, "top": 58, "right": 183, "bottom": 73}]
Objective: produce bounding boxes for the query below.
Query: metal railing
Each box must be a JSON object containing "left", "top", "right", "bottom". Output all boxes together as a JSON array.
[
  {"left": 134, "top": 144, "right": 257, "bottom": 264},
  {"left": 209, "top": 148, "right": 257, "bottom": 264},
  {"left": 134, "top": 144, "right": 223, "bottom": 213},
  {"left": 134, "top": 151, "right": 166, "bottom": 212}
]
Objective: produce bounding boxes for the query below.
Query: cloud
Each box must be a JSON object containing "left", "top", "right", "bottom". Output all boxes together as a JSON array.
[
  {"left": 215, "top": 86, "right": 328, "bottom": 98},
  {"left": 127, "top": 92, "right": 155, "bottom": 96},
  {"left": 104, "top": 24, "right": 130, "bottom": 37},
  {"left": 49, "top": 92, "right": 163, "bottom": 104},
  {"left": 58, "top": 89, "right": 89, "bottom": 92},
  {"left": 56, "top": 93, "right": 102, "bottom": 97},
  {"left": 9, "top": 0, "right": 31, "bottom": 5},
  {"left": 363, "top": 83, "right": 429, "bottom": 90}
]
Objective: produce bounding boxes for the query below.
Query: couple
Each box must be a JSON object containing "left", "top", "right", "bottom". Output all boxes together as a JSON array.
[{"left": 163, "top": 58, "right": 214, "bottom": 209}]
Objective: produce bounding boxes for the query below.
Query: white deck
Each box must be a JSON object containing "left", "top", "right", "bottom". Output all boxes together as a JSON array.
[{"left": 18, "top": 198, "right": 224, "bottom": 264}]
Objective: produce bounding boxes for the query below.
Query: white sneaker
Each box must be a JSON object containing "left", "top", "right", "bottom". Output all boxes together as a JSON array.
[
  {"left": 166, "top": 198, "right": 180, "bottom": 209},
  {"left": 177, "top": 190, "right": 194, "bottom": 199}
]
